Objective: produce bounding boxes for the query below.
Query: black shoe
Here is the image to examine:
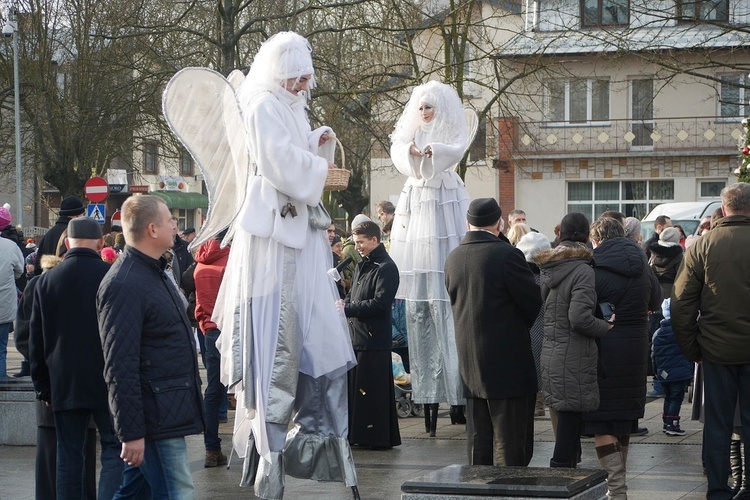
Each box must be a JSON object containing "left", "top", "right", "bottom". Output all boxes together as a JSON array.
[
  {"left": 12, "top": 361, "right": 29, "bottom": 378},
  {"left": 632, "top": 426, "right": 649, "bottom": 436},
  {"left": 449, "top": 405, "right": 466, "bottom": 425}
]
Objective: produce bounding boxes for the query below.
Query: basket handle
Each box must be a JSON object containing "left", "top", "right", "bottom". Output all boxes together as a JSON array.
[{"left": 333, "top": 137, "right": 346, "bottom": 171}]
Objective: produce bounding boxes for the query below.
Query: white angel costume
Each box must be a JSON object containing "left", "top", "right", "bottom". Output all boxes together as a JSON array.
[
  {"left": 162, "top": 32, "right": 357, "bottom": 500},
  {"left": 388, "top": 81, "right": 477, "bottom": 406}
]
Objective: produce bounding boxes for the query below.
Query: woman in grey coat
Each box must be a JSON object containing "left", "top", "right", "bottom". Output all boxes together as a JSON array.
[{"left": 535, "top": 213, "right": 612, "bottom": 468}]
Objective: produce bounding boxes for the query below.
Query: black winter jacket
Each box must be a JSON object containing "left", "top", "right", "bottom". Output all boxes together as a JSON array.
[
  {"left": 445, "top": 230, "right": 542, "bottom": 400},
  {"left": 345, "top": 243, "right": 399, "bottom": 350},
  {"left": 97, "top": 246, "right": 204, "bottom": 443},
  {"left": 586, "top": 237, "right": 661, "bottom": 424},
  {"left": 648, "top": 243, "right": 683, "bottom": 300},
  {"left": 29, "top": 248, "right": 111, "bottom": 411},
  {"left": 34, "top": 216, "right": 71, "bottom": 275}
]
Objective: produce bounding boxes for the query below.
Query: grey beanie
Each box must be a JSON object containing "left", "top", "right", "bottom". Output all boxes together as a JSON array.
[{"left": 515, "top": 232, "right": 551, "bottom": 263}]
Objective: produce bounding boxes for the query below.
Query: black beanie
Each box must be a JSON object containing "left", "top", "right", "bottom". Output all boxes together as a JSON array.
[
  {"left": 59, "top": 196, "right": 85, "bottom": 217},
  {"left": 559, "top": 212, "right": 590, "bottom": 243},
  {"left": 467, "top": 198, "right": 502, "bottom": 227}
]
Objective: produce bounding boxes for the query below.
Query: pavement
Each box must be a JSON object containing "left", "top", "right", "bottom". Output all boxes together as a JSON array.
[{"left": 1, "top": 340, "right": 710, "bottom": 500}]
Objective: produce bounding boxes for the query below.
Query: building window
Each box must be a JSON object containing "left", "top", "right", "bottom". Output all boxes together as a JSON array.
[
  {"left": 719, "top": 74, "right": 750, "bottom": 118},
  {"left": 143, "top": 142, "right": 159, "bottom": 174},
  {"left": 567, "top": 179, "right": 674, "bottom": 221},
  {"left": 176, "top": 209, "right": 190, "bottom": 231},
  {"left": 546, "top": 79, "right": 610, "bottom": 123},
  {"left": 700, "top": 180, "right": 725, "bottom": 197},
  {"left": 676, "top": 0, "right": 728, "bottom": 21},
  {"left": 180, "top": 150, "right": 194, "bottom": 176},
  {"left": 582, "top": 0, "right": 629, "bottom": 27}
]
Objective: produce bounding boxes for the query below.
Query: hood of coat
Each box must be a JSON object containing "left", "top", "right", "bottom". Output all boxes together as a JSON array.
[
  {"left": 649, "top": 242, "right": 683, "bottom": 263},
  {"left": 195, "top": 238, "right": 230, "bottom": 265},
  {"left": 535, "top": 241, "right": 594, "bottom": 289},
  {"left": 593, "top": 236, "right": 645, "bottom": 279}
]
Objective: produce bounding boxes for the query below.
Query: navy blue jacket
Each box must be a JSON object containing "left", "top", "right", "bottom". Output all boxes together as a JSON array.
[
  {"left": 29, "top": 248, "right": 111, "bottom": 411},
  {"left": 97, "top": 246, "right": 204, "bottom": 443},
  {"left": 652, "top": 317, "right": 693, "bottom": 382}
]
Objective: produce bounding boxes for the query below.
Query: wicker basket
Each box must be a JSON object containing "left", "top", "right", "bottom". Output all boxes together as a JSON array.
[{"left": 324, "top": 137, "right": 350, "bottom": 191}]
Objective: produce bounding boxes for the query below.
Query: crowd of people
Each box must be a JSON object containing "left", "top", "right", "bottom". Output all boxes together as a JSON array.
[{"left": 2, "top": 28, "right": 750, "bottom": 500}]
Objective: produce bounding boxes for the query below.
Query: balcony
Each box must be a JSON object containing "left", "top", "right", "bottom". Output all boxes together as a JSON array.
[{"left": 511, "top": 117, "right": 743, "bottom": 159}]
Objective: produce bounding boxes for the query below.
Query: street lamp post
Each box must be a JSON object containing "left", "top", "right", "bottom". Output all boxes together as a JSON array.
[{"left": 3, "top": 7, "right": 21, "bottom": 228}]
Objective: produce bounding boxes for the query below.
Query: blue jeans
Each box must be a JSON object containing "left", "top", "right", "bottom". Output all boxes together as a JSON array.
[
  {"left": 204, "top": 329, "right": 227, "bottom": 451},
  {"left": 113, "top": 437, "right": 194, "bottom": 499},
  {"left": 662, "top": 380, "right": 688, "bottom": 417},
  {"left": 53, "top": 408, "right": 123, "bottom": 500},
  {"left": 0, "top": 321, "right": 9, "bottom": 378},
  {"left": 702, "top": 360, "right": 750, "bottom": 500}
]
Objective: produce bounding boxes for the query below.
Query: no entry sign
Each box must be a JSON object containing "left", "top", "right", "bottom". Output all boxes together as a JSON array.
[{"left": 84, "top": 176, "right": 109, "bottom": 203}]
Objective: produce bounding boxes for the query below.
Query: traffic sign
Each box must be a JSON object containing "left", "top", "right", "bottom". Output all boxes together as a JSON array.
[
  {"left": 84, "top": 176, "right": 109, "bottom": 203},
  {"left": 111, "top": 209, "right": 121, "bottom": 226},
  {"left": 87, "top": 204, "right": 106, "bottom": 224}
]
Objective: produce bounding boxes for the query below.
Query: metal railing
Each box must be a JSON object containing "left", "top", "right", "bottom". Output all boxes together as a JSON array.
[{"left": 511, "top": 117, "right": 743, "bottom": 156}]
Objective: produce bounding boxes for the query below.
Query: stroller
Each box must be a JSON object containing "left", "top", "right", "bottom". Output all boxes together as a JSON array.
[{"left": 393, "top": 352, "right": 423, "bottom": 418}]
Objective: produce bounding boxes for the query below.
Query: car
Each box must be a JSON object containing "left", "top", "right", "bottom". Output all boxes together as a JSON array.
[{"left": 641, "top": 200, "right": 722, "bottom": 241}]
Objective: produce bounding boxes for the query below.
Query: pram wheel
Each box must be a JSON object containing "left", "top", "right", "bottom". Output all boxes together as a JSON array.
[
  {"left": 411, "top": 403, "right": 424, "bottom": 417},
  {"left": 396, "top": 398, "right": 414, "bottom": 418}
]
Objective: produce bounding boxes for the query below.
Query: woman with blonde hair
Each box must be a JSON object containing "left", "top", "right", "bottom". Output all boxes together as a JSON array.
[{"left": 507, "top": 223, "right": 531, "bottom": 246}]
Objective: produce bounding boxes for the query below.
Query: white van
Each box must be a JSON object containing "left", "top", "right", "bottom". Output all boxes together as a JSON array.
[{"left": 641, "top": 200, "right": 721, "bottom": 241}]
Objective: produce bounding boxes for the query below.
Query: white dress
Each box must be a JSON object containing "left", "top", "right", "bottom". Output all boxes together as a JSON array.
[
  {"left": 214, "top": 82, "right": 357, "bottom": 496},
  {"left": 388, "top": 128, "right": 469, "bottom": 405}
]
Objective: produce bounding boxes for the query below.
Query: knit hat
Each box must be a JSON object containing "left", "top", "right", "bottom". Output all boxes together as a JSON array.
[
  {"left": 623, "top": 217, "right": 642, "bottom": 241},
  {"left": 351, "top": 214, "right": 372, "bottom": 230},
  {"left": 0, "top": 205, "right": 10, "bottom": 229},
  {"left": 516, "top": 232, "right": 551, "bottom": 263},
  {"left": 559, "top": 212, "right": 590, "bottom": 243},
  {"left": 467, "top": 198, "right": 502, "bottom": 227},
  {"left": 59, "top": 196, "right": 85, "bottom": 217},
  {"left": 658, "top": 227, "right": 681, "bottom": 246},
  {"left": 661, "top": 298, "right": 671, "bottom": 320},
  {"left": 67, "top": 217, "right": 102, "bottom": 239},
  {"left": 25, "top": 239, "right": 36, "bottom": 250}
]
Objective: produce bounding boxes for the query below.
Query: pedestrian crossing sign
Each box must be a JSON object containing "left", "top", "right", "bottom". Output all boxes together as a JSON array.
[{"left": 87, "top": 203, "right": 106, "bottom": 224}]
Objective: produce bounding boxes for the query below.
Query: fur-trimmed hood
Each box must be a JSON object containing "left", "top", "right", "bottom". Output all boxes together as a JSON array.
[
  {"left": 535, "top": 241, "right": 594, "bottom": 290},
  {"left": 648, "top": 242, "right": 683, "bottom": 262}
]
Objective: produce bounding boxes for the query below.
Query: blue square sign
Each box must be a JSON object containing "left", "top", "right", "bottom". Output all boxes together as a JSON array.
[{"left": 87, "top": 204, "right": 106, "bottom": 224}]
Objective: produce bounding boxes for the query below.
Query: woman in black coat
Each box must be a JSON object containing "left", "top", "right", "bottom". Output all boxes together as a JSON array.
[{"left": 586, "top": 217, "right": 661, "bottom": 500}]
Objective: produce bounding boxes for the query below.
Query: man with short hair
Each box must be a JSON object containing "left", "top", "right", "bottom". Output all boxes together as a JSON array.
[
  {"left": 672, "top": 183, "right": 750, "bottom": 500},
  {"left": 507, "top": 209, "right": 527, "bottom": 227},
  {"left": 644, "top": 215, "right": 671, "bottom": 259},
  {"left": 343, "top": 220, "right": 401, "bottom": 449},
  {"left": 98, "top": 195, "right": 204, "bottom": 498},
  {"left": 376, "top": 201, "right": 396, "bottom": 245},
  {"left": 445, "top": 198, "right": 542, "bottom": 466},
  {"left": 29, "top": 217, "right": 122, "bottom": 499}
]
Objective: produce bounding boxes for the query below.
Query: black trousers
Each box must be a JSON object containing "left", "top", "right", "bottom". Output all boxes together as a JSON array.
[
  {"left": 465, "top": 394, "right": 535, "bottom": 466},
  {"left": 551, "top": 410, "right": 583, "bottom": 467}
]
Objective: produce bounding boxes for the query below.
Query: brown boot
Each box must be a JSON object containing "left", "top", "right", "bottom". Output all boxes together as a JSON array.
[{"left": 205, "top": 450, "right": 228, "bottom": 468}]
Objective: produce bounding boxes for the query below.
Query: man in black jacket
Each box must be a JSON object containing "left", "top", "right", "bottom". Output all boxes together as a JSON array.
[
  {"left": 29, "top": 217, "right": 122, "bottom": 499},
  {"left": 98, "top": 195, "right": 204, "bottom": 498},
  {"left": 34, "top": 195, "right": 85, "bottom": 275},
  {"left": 342, "top": 220, "right": 401, "bottom": 449},
  {"left": 445, "top": 198, "right": 542, "bottom": 466}
]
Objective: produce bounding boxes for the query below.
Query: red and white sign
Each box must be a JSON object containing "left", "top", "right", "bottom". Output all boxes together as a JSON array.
[
  {"left": 129, "top": 185, "right": 149, "bottom": 194},
  {"left": 111, "top": 209, "right": 121, "bottom": 225},
  {"left": 84, "top": 176, "right": 109, "bottom": 203}
]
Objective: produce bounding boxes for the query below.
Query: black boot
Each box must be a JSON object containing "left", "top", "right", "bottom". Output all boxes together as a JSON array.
[
  {"left": 12, "top": 360, "right": 29, "bottom": 378},
  {"left": 449, "top": 405, "right": 466, "bottom": 425},
  {"left": 731, "top": 437, "right": 743, "bottom": 496},
  {"left": 424, "top": 405, "right": 431, "bottom": 433},
  {"left": 736, "top": 438, "right": 750, "bottom": 500},
  {"left": 427, "top": 404, "right": 439, "bottom": 437}
]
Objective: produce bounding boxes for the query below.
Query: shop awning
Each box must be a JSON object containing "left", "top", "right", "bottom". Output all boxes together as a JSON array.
[{"left": 151, "top": 191, "right": 208, "bottom": 210}]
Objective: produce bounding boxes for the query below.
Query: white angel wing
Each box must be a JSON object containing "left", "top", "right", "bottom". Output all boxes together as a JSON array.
[
  {"left": 463, "top": 107, "right": 479, "bottom": 154},
  {"left": 162, "top": 67, "right": 249, "bottom": 251}
]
